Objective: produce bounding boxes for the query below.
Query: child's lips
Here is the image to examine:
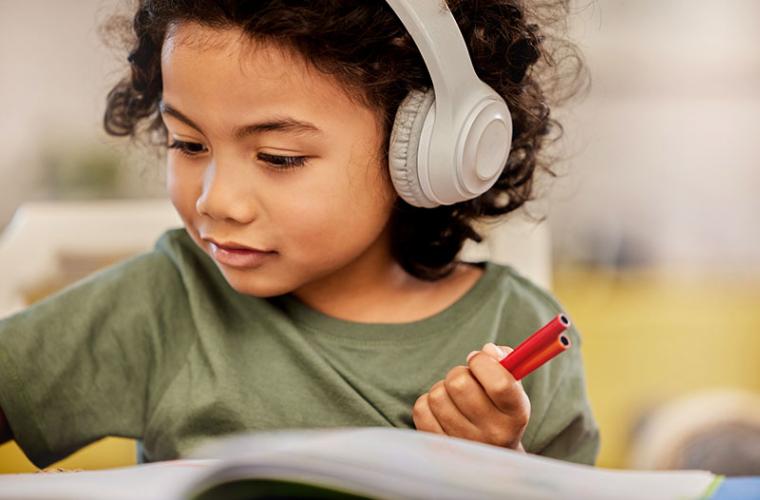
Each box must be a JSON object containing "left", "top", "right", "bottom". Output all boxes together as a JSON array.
[
  {"left": 208, "top": 242, "right": 277, "bottom": 268},
  {"left": 205, "top": 237, "right": 273, "bottom": 253}
]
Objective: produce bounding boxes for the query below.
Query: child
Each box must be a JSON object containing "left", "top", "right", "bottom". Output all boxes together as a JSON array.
[{"left": 0, "top": 0, "right": 599, "bottom": 469}]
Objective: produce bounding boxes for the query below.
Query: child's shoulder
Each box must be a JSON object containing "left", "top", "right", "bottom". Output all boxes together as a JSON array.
[
  {"left": 154, "top": 226, "right": 194, "bottom": 252},
  {"left": 485, "top": 260, "right": 561, "bottom": 309},
  {"left": 150, "top": 226, "right": 234, "bottom": 293},
  {"left": 152, "top": 227, "right": 208, "bottom": 267},
  {"left": 484, "top": 260, "right": 582, "bottom": 347}
]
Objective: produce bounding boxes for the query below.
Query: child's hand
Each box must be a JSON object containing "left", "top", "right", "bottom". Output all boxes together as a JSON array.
[{"left": 412, "top": 342, "right": 530, "bottom": 451}]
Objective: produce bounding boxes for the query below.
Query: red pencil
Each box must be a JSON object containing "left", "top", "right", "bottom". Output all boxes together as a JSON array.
[{"left": 500, "top": 314, "right": 572, "bottom": 380}]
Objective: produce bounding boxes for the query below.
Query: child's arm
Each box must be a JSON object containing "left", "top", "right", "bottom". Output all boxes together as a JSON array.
[
  {"left": 0, "top": 404, "right": 12, "bottom": 444},
  {"left": 0, "top": 231, "right": 195, "bottom": 468}
]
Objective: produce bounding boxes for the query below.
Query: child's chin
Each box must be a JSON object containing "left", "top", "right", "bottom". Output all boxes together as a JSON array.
[{"left": 217, "top": 266, "right": 290, "bottom": 298}]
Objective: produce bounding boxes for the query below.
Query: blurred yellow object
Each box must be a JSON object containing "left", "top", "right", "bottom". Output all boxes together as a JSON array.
[
  {"left": 0, "top": 438, "right": 136, "bottom": 473},
  {"left": 554, "top": 266, "right": 760, "bottom": 469}
]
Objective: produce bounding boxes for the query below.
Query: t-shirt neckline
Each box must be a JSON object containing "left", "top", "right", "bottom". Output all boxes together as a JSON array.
[{"left": 272, "top": 260, "right": 502, "bottom": 343}]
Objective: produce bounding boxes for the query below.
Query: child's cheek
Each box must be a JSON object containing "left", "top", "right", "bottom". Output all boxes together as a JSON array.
[{"left": 282, "top": 197, "right": 352, "bottom": 268}]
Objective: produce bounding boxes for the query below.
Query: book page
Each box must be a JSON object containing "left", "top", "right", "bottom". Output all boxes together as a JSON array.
[
  {"left": 0, "top": 428, "right": 719, "bottom": 500},
  {"left": 0, "top": 459, "right": 220, "bottom": 500},
  {"left": 181, "top": 427, "right": 718, "bottom": 500}
]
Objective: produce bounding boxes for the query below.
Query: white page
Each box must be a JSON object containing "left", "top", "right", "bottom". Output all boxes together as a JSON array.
[
  {"left": 181, "top": 427, "right": 718, "bottom": 500},
  {"left": 0, "top": 428, "right": 719, "bottom": 500},
  {"left": 0, "top": 459, "right": 220, "bottom": 500}
]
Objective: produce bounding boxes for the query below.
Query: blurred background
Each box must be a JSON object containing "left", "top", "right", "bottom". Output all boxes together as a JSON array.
[{"left": 1, "top": 0, "right": 759, "bottom": 473}]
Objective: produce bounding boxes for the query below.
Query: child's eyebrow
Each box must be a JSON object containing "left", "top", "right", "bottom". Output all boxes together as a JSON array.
[{"left": 158, "top": 100, "right": 324, "bottom": 139}]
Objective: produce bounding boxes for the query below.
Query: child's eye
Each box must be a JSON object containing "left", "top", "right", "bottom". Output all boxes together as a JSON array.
[
  {"left": 168, "top": 140, "right": 207, "bottom": 157},
  {"left": 167, "top": 141, "right": 307, "bottom": 171},
  {"left": 257, "top": 153, "right": 308, "bottom": 171}
]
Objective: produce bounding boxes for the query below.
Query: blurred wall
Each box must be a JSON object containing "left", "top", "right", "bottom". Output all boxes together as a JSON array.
[
  {"left": 0, "top": 0, "right": 163, "bottom": 231},
  {"left": 545, "top": 0, "right": 760, "bottom": 468},
  {"left": 547, "top": 0, "right": 760, "bottom": 276},
  {"left": 2, "top": 0, "right": 758, "bottom": 273}
]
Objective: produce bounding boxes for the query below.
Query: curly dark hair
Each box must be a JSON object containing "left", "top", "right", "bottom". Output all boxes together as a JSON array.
[{"left": 101, "top": 0, "right": 588, "bottom": 281}]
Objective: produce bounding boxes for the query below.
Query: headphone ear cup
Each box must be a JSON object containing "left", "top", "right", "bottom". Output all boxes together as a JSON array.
[{"left": 388, "top": 89, "right": 436, "bottom": 208}]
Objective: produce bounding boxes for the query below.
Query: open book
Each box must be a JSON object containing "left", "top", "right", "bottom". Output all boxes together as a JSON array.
[{"left": 0, "top": 427, "right": 723, "bottom": 499}]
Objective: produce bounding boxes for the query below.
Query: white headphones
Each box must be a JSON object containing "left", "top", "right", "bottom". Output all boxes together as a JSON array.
[{"left": 385, "top": 0, "right": 513, "bottom": 208}]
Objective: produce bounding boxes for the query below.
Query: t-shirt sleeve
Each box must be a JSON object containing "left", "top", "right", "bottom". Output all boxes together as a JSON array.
[
  {"left": 0, "top": 237, "right": 192, "bottom": 469},
  {"left": 501, "top": 267, "right": 601, "bottom": 466},
  {"left": 524, "top": 327, "right": 601, "bottom": 465}
]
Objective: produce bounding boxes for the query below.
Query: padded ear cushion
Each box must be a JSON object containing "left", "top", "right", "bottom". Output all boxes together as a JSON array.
[{"left": 388, "top": 89, "right": 436, "bottom": 208}]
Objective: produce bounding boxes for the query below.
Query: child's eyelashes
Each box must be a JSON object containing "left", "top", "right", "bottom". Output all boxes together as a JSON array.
[
  {"left": 167, "top": 140, "right": 308, "bottom": 171},
  {"left": 168, "top": 139, "right": 207, "bottom": 157},
  {"left": 257, "top": 152, "right": 308, "bottom": 170}
]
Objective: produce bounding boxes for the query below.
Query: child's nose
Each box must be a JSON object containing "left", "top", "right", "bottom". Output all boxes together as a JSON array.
[{"left": 196, "top": 158, "right": 259, "bottom": 224}]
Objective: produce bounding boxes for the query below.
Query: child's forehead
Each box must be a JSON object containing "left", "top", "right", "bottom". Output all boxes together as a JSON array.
[
  {"left": 159, "top": 20, "right": 383, "bottom": 142},
  {"left": 166, "top": 22, "right": 286, "bottom": 60},
  {"left": 161, "top": 21, "right": 354, "bottom": 106}
]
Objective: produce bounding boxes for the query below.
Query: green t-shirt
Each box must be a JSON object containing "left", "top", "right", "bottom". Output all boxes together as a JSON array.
[{"left": 0, "top": 228, "right": 599, "bottom": 469}]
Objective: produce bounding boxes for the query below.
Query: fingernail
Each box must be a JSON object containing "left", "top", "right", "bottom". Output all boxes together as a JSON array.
[
  {"left": 485, "top": 342, "right": 507, "bottom": 360},
  {"left": 466, "top": 350, "right": 479, "bottom": 363},
  {"left": 493, "top": 345, "right": 507, "bottom": 360}
]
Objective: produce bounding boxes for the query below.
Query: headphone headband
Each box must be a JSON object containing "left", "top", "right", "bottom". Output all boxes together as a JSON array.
[
  {"left": 385, "top": 0, "right": 513, "bottom": 207},
  {"left": 385, "top": 0, "right": 479, "bottom": 112}
]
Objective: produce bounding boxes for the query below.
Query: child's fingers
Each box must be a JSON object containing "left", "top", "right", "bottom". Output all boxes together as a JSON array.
[
  {"left": 489, "top": 343, "right": 525, "bottom": 389},
  {"left": 466, "top": 343, "right": 513, "bottom": 363},
  {"left": 468, "top": 348, "right": 530, "bottom": 418},
  {"left": 425, "top": 380, "right": 482, "bottom": 441},
  {"left": 443, "top": 365, "right": 509, "bottom": 432},
  {"left": 412, "top": 392, "right": 445, "bottom": 435},
  {"left": 483, "top": 342, "right": 513, "bottom": 360}
]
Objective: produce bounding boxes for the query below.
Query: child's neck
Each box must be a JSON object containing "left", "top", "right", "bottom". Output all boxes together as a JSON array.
[{"left": 292, "top": 255, "right": 484, "bottom": 324}]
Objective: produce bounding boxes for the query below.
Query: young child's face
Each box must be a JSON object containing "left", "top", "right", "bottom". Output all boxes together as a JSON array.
[{"left": 160, "top": 21, "right": 398, "bottom": 298}]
